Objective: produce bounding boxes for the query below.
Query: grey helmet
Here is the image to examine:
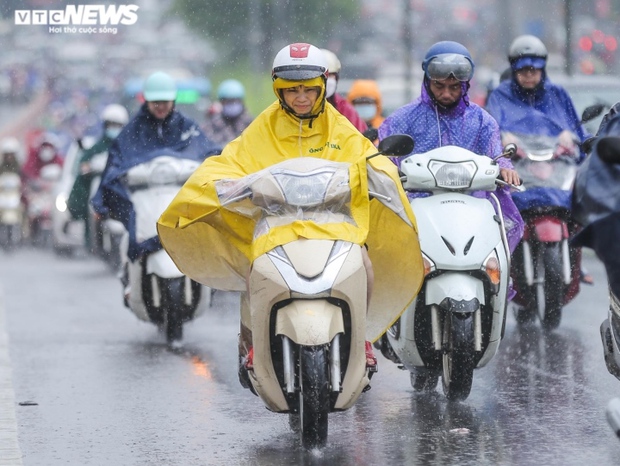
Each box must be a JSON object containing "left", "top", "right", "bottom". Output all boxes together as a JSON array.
[{"left": 508, "top": 35, "right": 548, "bottom": 68}]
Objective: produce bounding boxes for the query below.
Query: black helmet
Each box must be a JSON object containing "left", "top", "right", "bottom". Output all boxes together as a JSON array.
[{"left": 508, "top": 35, "right": 548, "bottom": 70}]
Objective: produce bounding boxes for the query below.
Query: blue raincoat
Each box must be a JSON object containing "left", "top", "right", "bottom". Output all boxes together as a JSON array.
[
  {"left": 572, "top": 113, "right": 620, "bottom": 296},
  {"left": 486, "top": 74, "right": 590, "bottom": 213},
  {"left": 91, "top": 103, "right": 221, "bottom": 260},
  {"left": 379, "top": 82, "right": 524, "bottom": 253}
]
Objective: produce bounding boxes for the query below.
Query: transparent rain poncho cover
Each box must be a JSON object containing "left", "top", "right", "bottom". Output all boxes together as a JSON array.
[{"left": 215, "top": 158, "right": 354, "bottom": 241}]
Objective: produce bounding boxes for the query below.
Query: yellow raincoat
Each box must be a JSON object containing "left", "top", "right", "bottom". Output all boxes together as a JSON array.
[{"left": 157, "top": 100, "right": 424, "bottom": 340}]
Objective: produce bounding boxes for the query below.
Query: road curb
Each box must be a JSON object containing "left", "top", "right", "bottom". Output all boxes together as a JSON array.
[{"left": 0, "top": 286, "right": 23, "bottom": 466}]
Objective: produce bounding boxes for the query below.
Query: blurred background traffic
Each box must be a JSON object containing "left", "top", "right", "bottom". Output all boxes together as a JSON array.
[{"left": 0, "top": 0, "right": 619, "bottom": 255}]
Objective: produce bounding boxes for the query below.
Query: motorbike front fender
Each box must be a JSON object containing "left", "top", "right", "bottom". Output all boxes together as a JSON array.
[
  {"left": 103, "top": 218, "right": 125, "bottom": 235},
  {"left": 146, "top": 249, "right": 182, "bottom": 278},
  {"left": 425, "top": 273, "right": 486, "bottom": 308},
  {"left": 530, "top": 217, "right": 567, "bottom": 242},
  {"left": 275, "top": 300, "right": 344, "bottom": 345}
]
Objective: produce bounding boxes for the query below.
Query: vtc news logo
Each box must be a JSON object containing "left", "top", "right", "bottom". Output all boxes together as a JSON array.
[{"left": 15, "top": 5, "right": 139, "bottom": 25}]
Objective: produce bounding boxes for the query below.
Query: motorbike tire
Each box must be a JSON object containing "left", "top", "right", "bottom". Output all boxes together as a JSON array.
[
  {"left": 410, "top": 367, "right": 439, "bottom": 393},
  {"left": 538, "top": 244, "right": 564, "bottom": 332},
  {"left": 161, "top": 277, "right": 185, "bottom": 343},
  {"left": 299, "top": 346, "right": 330, "bottom": 449},
  {"left": 442, "top": 314, "right": 475, "bottom": 401}
]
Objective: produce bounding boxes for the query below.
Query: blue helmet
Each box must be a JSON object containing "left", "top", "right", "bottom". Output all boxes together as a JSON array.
[
  {"left": 422, "top": 41, "right": 475, "bottom": 82},
  {"left": 217, "top": 79, "right": 245, "bottom": 100},
  {"left": 143, "top": 71, "right": 177, "bottom": 102}
]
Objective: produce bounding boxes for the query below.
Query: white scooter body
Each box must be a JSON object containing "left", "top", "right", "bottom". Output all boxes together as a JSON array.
[
  {"left": 124, "top": 156, "right": 208, "bottom": 336},
  {"left": 0, "top": 172, "right": 23, "bottom": 249},
  {"left": 390, "top": 145, "right": 511, "bottom": 397},
  {"left": 247, "top": 238, "right": 370, "bottom": 412}
]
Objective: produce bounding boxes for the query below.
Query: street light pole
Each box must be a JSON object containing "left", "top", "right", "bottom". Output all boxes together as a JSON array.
[
  {"left": 565, "top": 0, "right": 573, "bottom": 76},
  {"left": 403, "top": 0, "right": 413, "bottom": 103}
]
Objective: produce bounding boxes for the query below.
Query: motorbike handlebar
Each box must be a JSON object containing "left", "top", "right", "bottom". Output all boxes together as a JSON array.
[{"left": 496, "top": 178, "right": 525, "bottom": 192}]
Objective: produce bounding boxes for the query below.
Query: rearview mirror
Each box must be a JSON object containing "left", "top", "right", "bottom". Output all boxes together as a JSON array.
[
  {"left": 377, "top": 134, "right": 415, "bottom": 157},
  {"left": 582, "top": 103, "right": 606, "bottom": 124},
  {"left": 494, "top": 143, "right": 517, "bottom": 162}
]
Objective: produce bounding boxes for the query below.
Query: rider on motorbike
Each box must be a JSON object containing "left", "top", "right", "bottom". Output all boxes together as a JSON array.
[
  {"left": 21, "top": 132, "right": 63, "bottom": 185},
  {"left": 202, "top": 79, "right": 254, "bottom": 146},
  {"left": 486, "top": 35, "right": 590, "bottom": 159},
  {"left": 92, "top": 71, "right": 220, "bottom": 299},
  {"left": 486, "top": 34, "right": 593, "bottom": 286},
  {"left": 378, "top": 40, "right": 524, "bottom": 361},
  {"left": 379, "top": 40, "right": 524, "bottom": 251},
  {"left": 348, "top": 79, "right": 385, "bottom": 145},
  {"left": 157, "top": 42, "right": 424, "bottom": 389},
  {"left": 321, "top": 48, "right": 368, "bottom": 133},
  {"left": 67, "top": 104, "right": 129, "bottom": 250}
]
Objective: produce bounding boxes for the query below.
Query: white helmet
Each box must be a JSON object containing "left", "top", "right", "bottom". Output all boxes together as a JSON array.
[
  {"left": 0, "top": 137, "right": 20, "bottom": 154},
  {"left": 320, "top": 49, "right": 342, "bottom": 75},
  {"left": 272, "top": 43, "right": 328, "bottom": 81},
  {"left": 272, "top": 43, "right": 328, "bottom": 120},
  {"left": 101, "top": 104, "right": 129, "bottom": 125}
]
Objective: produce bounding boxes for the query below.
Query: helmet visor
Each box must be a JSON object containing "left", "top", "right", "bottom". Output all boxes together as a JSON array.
[
  {"left": 272, "top": 65, "right": 326, "bottom": 81},
  {"left": 513, "top": 57, "right": 546, "bottom": 71},
  {"left": 426, "top": 53, "right": 474, "bottom": 82}
]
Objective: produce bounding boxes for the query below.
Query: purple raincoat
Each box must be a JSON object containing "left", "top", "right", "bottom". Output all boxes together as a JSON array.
[{"left": 379, "top": 83, "right": 524, "bottom": 254}]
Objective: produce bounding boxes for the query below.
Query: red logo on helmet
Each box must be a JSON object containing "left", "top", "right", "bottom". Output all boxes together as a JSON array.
[{"left": 289, "top": 43, "right": 311, "bottom": 58}]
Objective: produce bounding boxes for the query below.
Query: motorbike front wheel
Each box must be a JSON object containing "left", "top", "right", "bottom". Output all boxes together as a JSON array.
[
  {"left": 161, "top": 277, "right": 185, "bottom": 343},
  {"left": 536, "top": 244, "right": 564, "bottom": 331},
  {"left": 299, "top": 346, "right": 330, "bottom": 449},
  {"left": 442, "top": 314, "right": 475, "bottom": 401}
]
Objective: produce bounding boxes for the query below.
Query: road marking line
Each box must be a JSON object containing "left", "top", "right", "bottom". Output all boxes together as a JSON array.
[{"left": 0, "top": 285, "right": 23, "bottom": 466}]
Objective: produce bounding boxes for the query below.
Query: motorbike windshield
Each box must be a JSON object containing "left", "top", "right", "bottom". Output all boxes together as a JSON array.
[
  {"left": 216, "top": 158, "right": 353, "bottom": 240},
  {"left": 509, "top": 133, "right": 578, "bottom": 191},
  {"left": 514, "top": 157, "right": 577, "bottom": 191}
]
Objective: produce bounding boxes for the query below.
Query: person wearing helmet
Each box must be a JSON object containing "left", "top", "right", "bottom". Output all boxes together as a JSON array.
[
  {"left": 377, "top": 40, "right": 525, "bottom": 363},
  {"left": 66, "top": 103, "right": 130, "bottom": 250},
  {"left": 157, "top": 43, "right": 423, "bottom": 391},
  {"left": 202, "top": 79, "right": 253, "bottom": 146},
  {"left": 92, "top": 70, "right": 220, "bottom": 270},
  {"left": 486, "top": 34, "right": 593, "bottom": 284},
  {"left": 21, "top": 132, "right": 63, "bottom": 185},
  {"left": 347, "top": 79, "right": 385, "bottom": 144},
  {"left": 486, "top": 35, "right": 589, "bottom": 156},
  {"left": 321, "top": 48, "right": 368, "bottom": 133},
  {"left": 0, "top": 137, "right": 21, "bottom": 176}
]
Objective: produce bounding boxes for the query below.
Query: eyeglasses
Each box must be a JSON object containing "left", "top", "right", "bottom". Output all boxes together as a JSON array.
[{"left": 425, "top": 53, "right": 474, "bottom": 82}]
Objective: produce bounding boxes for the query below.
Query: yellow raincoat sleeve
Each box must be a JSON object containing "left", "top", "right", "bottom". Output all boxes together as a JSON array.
[{"left": 157, "top": 101, "right": 424, "bottom": 339}]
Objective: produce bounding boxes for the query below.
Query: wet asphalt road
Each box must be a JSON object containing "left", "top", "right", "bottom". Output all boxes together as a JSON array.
[{"left": 1, "top": 246, "right": 620, "bottom": 466}]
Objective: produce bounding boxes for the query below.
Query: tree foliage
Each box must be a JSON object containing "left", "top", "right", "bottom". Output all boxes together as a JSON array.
[{"left": 172, "top": 0, "right": 361, "bottom": 69}]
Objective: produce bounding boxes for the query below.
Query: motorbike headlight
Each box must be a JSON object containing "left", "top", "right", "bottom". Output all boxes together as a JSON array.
[
  {"left": 150, "top": 163, "right": 178, "bottom": 186},
  {"left": 274, "top": 170, "right": 335, "bottom": 207},
  {"left": 482, "top": 250, "right": 501, "bottom": 287},
  {"left": 429, "top": 160, "right": 477, "bottom": 189},
  {"left": 55, "top": 193, "right": 67, "bottom": 213}
]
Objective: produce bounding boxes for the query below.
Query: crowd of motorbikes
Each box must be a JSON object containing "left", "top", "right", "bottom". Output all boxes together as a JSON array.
[{"left": 5, "top": 100, "right": 620, "bottom": 448}]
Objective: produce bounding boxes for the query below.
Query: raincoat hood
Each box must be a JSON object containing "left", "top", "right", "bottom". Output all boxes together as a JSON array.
[
  {"left": 348, "top": 79, "right": 384, "bottom": 129},
  {"left": 572, "top": 114, "right": 620, "bottom": 247},
  {"left": 486, "top": 77, "right": 589, "bottom": 144},
  {"left": 158, "top": 101, "right": 424, "bottom": 340}
]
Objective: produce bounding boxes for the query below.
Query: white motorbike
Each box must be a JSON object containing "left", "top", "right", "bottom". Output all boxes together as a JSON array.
[
  {"left": 25, "top": 163, "right": 62, "bottom": 248},
  {"left": 88, "top": 151, "right": 125, "bottom": 270},
  {"left": 124, "top": 155, "right": 208, "bottom": 343},
  {"left": 0, "top": 172, "right": 23, "bottom": 251},
  {"left": 216, "top": 135, "right": 415, "bottom": 448},
  {"left": 384, "top": 144, "right": 516, "bottom": 401}
]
